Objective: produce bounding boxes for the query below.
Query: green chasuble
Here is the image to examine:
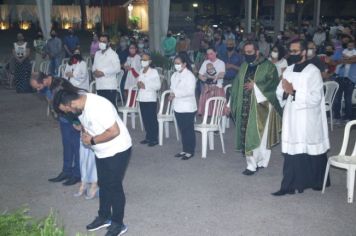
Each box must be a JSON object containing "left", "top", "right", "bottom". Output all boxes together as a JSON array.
[{"left": 230, "top": 56, "right": 282, "bottom": 156}]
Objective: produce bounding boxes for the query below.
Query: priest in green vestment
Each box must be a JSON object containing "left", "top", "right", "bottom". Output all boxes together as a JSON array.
[{"left": 230, "top": 41, "right": 282, "bottom": 175}]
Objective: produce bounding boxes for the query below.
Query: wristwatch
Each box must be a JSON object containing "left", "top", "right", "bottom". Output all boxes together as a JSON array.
[{"left": 90, "top": 137, "right": 96, "bottom": 146}]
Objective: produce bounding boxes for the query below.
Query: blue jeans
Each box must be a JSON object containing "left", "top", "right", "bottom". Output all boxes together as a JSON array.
[
  {"left": 59, "top": 120, "right": 81, "bottom": 178},
  {"left": 50, "top": 57, "right": 61, "bottom": 76},
  {"left": 332, "top": 77, "right": 355, "bottom": 120}
]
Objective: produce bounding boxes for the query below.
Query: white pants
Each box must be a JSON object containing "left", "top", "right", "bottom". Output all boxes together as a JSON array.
[{"left": 246, "top": 105, "right": 272, "bottom": 171}]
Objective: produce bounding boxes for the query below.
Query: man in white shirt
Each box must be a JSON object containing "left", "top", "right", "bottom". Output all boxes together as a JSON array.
[
  {"left": 92, "top": 33, "right": 121, "bottom": 106},
  {"left": 52, "top": 83, "right": 132, "bottom": 236}
]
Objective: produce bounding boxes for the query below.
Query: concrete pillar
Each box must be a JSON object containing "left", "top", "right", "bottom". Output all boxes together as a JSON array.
[
  {"left": 313, "top": 0, "right": 321, "bottom": 27},
  {"left": 148, "top": 0, "right": 160, "bottom": 52},
  {"left": 244, "top": 0, "right": 252, "bottom": 33},
  {"left": 274, "top": 0, "right": 285, "bottom": 33}
]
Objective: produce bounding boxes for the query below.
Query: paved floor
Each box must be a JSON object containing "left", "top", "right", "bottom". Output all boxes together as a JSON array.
[{"left": 0, "top": 88, "right": 356, "bottom": 236}]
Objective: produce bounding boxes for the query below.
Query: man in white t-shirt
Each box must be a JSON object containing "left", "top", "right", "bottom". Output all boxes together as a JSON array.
[
  {"left": 92, "top": 33, "right": 121, "bottom": 106},
  {"left": 52, "top": 84, "right": 132, "bottom": 236}
]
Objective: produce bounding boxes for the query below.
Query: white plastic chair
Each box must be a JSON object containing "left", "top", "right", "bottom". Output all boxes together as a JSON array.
[
  {"left": 116, "top": 71, "right": 124, "bottom": 106},
  {"left": 157, "top": 90, "right": 179, "bottom": 146},
  {"left": 30, "top": 60, "right": 35, "bottom": 73},
  {"left": 194, "top": 96, "right": 226, "bottom": 158},
  {"left": 221, "top": 84, "right": 232, "bottom": 133},
  {"left": 89, "top": 81, "right": 96, "bottom": 93},
  {"left": 117, "top": 87, "right": 144, "bottom": 130},
  {"left": 324, "top": 81, "right": 339, "bottom": 131},
  {"left": 61, "top": 58, "right": 70, "bottom": 66},
  {"left": 39, "top": 61, "right": 50, "bottom": 74},
  {"left": 322, "top": 120, "right": 356, "bottom": 203},
  {"left": 57, "top": 64, "right": 66, "bottom": 78}
]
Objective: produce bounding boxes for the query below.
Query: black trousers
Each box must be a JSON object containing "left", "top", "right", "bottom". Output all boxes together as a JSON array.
[
  {"left": 95, "top": 148, "right": 131, "bottom": 225},
  {"left": 139, "top": 102, "right": 158, "bottom": 142},
  {"left": 97, "top": 90, "right": 117, "bottom": 108},
  {"left": 174, "top": 111, "right": 196, "bottom": 154}
]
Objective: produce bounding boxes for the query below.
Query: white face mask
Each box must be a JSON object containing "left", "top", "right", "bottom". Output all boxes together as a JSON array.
[
  {"left": 99, "top": 42, "right": 107, "bottom": 51},
  {"left": 174, "top": 64, "right": 182, "bottom": 71},
  {"left": 307, "top": 49, "right": 314, "bottom": 58},
  {"left": 141, "top": 60, "right": 149, "bottom": 68},
  {"left": 138, "top": 43, "right": 144, "bottom": 49},
  {"left": 271, "top": 51, "right": 279, "bottom": 59}
]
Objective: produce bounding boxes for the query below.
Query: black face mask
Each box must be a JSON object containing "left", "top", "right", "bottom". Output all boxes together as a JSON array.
[
  {"left": 287, "top": 54, "right": 302, "bottom": 65},
  {"left": 227, "top": 47, "right": 234, "bottom": 51},
  {"left": 325, "top": 51, "right": 333, "bottom": 56},
  {"left": 245, "top": 54, "right": 256, "bottom": 63},
  {"left": 51, "top": 34, "right": 56, "bottom": 38}
]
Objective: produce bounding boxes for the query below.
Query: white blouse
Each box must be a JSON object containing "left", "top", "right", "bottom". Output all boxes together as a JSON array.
[
  {"left": 64, "top": 61, "right": 90, "bottom": 91},
  {"left": 170, "top": 68, "right": 197, "bottom": 113},
  {"left": 137, "top": 67, "right": 161, "bottom": 102},
  {"left": 124, "top": 54, "right": 141, "bottom": 90}
]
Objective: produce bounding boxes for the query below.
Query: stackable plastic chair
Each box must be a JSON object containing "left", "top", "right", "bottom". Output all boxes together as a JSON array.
[
  {"left": 57, "top": 64, "right": 66, "bottom": 78},
  {"left": 322, "top": 120, "right": 356, "bottom": 203},
  {"left": 89, "top": 81, "right": 96, "bottom": 94},
  {"left": 323, "top": 81, "right": 339, "bottom": 131},
  {"left": 221, "top": 84, "right": 232, "bottom": 133},
  {"left": 61, "top": 58, "right": 70, "bottom": 66},
  {"left": 157, "top": 90, "right": 179, "bottom": 146},
  {"left": 116, "top": 71, "right": 124, "bottom": 106},
  {"left": 194, "top": 96, "right": 226, "bottom": 158},
  {"left": 117, "top": 87, "right": 143, "bottom": 130},
  {"left": 39, "top": 61, "right": 50, "bottom": 74}
]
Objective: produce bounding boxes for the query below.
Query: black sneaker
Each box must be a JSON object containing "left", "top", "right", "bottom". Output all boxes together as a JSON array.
[
  {"left": 242, "top": 169, "right": 256, "bottom": 176},
  {"left": 105, "top": 222, "right": 128, "bottom": 236},
  {"left": 86, "top": 216, "right": 111, "bottom": 232}
]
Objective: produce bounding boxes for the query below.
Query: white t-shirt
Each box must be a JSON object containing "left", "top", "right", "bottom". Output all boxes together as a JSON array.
[
  {"left": 199, "top": 59, "right": 226, "bottom": 88},
  {"left": 92, "top": 48, "right": 121, "bottom": 90},
  {"left": 137, "top": 67, "right": 161, "bottom": 102},
  {"left": 64, "top": 61, "right": 90, "bottom": 91},
  {"left": 79, "top": 93, "right": 132, "bottom": 158}
]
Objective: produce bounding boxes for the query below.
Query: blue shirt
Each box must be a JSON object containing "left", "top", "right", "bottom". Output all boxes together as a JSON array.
[
  {"left": 215, "top": 42, "right": 227, "bottom": 59},
  {"left": 63, "top": 35, "right": 79, "bottom": 53},
  {"left": 221, "top": 50, "right": 244, "bottom": 80},
  {"left": 39, "top": 87, "right": 70, "bottom": 123}
]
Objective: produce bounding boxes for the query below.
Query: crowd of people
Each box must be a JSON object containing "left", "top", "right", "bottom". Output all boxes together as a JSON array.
[{"left": 6, "top": 17, "right": 355, "bottom": 235}]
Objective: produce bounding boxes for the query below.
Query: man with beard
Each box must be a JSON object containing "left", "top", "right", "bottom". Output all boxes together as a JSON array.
[
  {"left": 230, "top": 41, "right": 282, "bottom": 175},
  {"left": 221, "top": 39, "right": 243, "bottom": 86},
  {"left": 273, "top": 39, "right": 330, "bottom": 196},
  {"left": 52, "top": 81, "right": 132, "bottom": 236}
]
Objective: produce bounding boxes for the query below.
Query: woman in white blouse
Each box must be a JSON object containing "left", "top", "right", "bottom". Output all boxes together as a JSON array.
[
  {"left": 137, "top": 53, "right": 161, "bottom": 146},
  {"left": 269, "top": 45, "right": 288, "bottom": 78},
  {"left": 124, "top": 43, "right": 141, "bottom": 91},
  {"left": 64, "top": 53, "right": 90, "bottom": 91},
  {"left": 169, "top": 54, "right": 197, "bottom": 160}
]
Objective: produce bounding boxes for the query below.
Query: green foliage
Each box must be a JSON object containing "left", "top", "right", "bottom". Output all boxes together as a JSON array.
[
  {"left": 150, "top": 51, "right": 172, "bottom": 70},
  {"left": 0, "top": 208, "right": 91, "bottom": 236},
  {"left": 129, "top": 16, "right": 140, "bottom": 29}
]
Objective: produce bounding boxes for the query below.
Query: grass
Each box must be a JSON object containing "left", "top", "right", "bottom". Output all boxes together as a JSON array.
[{"left": 0, "top": 208, "right": 92, "bottom": 236}]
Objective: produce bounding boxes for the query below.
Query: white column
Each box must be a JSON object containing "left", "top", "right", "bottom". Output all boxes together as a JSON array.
[
  {"left": 245, "top": 0, "right": 252, "bottom": 33},
  {"left": 274, "top": 0, "right": 285, "bottom": 33},
  {"left": 313, "top": 0, "right": 321, "bottom": 27},
  {"left": 148, "top": 0, "right": 170, "bottom": 53},
  {"left": 36, "top": 0, "right": 52, "bottom": 39}
]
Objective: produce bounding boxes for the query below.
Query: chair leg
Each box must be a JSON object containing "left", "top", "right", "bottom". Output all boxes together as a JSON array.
[
  {"left": 158, "top": 120, "right": 164, "bottom": 146},
  {"left": 219, "top": 127, "right": 226, "bottom": 154},
  {"left": 139, "top": 111, "right": 144, "bottom": 131},
  {"left": 131, "top": 112, "right": 136, "bottom": 129},
  {"left": 221, "top": 117, "right": 226, "bottom": 134},
  {"left": 174, "top": 117, "right": 179, "bottom": 141},
  {"left": 226, "top": 117, "right": 230, "bottom": 128},
  {"left": 322, "top": 161, "right": 330, "bottom": 194},
  {"left": 347, "top": 168, "right": 355, "bottom": 203},
  {"left": 208, "top": 131, "right": 214, "bottom": 150},
  {"left": 201, "top": 131, "right": 208, "bottom": 159},
  {"left": 122, "top": 112, "right": 128, "bottom": 126},
  {"left": 119, "top": 92, "right": 124, "bottom": 106},
  {"left": 164, "top": 122, "right": 170, "bottom": 138},
  {"left": 330, "top": 110, "right": 333, "bottom": 131}
]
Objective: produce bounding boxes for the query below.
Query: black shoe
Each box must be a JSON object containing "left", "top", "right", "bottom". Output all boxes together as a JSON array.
[
  {"left": 148, "top": 141, "right": 158, "bottom": 147},
  {"left": 271, "top": 189, "right": 295, "bottom": 196},
  {"left": 140, "top": 139, "right": 149, "bottom": 144},
  {"left": 256, "top": 166, "right": 265, "bottom": 171},
  {"left": 312, "top": 187, "right": 322, "bottom": 191},
  {"left": 174, "top": 152, "right": 186, "bottom": 158},
  {"left": 105, "top": 222, "right": 128, "bottom": 236},
  {"left": 86, "top": 216, "right": 111, "bottom": 232},
  {"left": 62, "top": 176, "right": 81, "bottom": 186},
  {"left": 242, "top": 169, "right": 256, "bottom": 176},
  {"left": 48, "top": 172, "right": 70, "bottom": 182},
  {"left": 181, "top": 153, "right": 194, "bottom": 160}
]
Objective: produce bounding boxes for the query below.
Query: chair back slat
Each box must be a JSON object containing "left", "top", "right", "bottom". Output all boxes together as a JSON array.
[
  {"left": 116, "top": 71, "right": 124, "bottom": 90},
  {"left": 202, "top": 97, "right": 226, "bottom": 125},
  {"left": 324, "top": 81, "right": 339, "bottom": 107},
  {"left": 158, "top": 90, "right": 172, "bottom": 116},
  {"left": 126, "top": 87, "right": 138, "bottom": 108}
]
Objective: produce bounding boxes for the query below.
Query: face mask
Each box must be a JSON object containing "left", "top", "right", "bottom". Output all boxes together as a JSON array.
[
  {"left": 287, "top": 54, "right": 302, "bottom": 65},
  {"left": 227, "top": 47, "right": 234, "bottom": 51},
  {"left": 325, "top": 51, "right": 333, "bottom": 56},
  {"left": 245, "top": 54, "right": 256, "bottom": 63},
  {"left": 307, "top": 49, "right": 314, "bottom": 58},
  {"left": 277, "top": 35, "right": 282, "bottom": 40},
  {"left": 271, "top": 51, "right": 279, "bottom": 59},
  {"left": 138, "top": 43, "right": 144, "bottom": 49},
  {"left": 99, "top": 42, "right": 107, "bottom": 51},
  {"left": 120, "top": 42, "right": 127, "bottom": 48},
  {"left": 141, "top": 60, "right": 149, "bottom": 68},
  {"left": 51, "top": 34, "right": 56, "bottom": 38},
  {"left": 174, "top": 64, "right": 182, "bottom": 71}
]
